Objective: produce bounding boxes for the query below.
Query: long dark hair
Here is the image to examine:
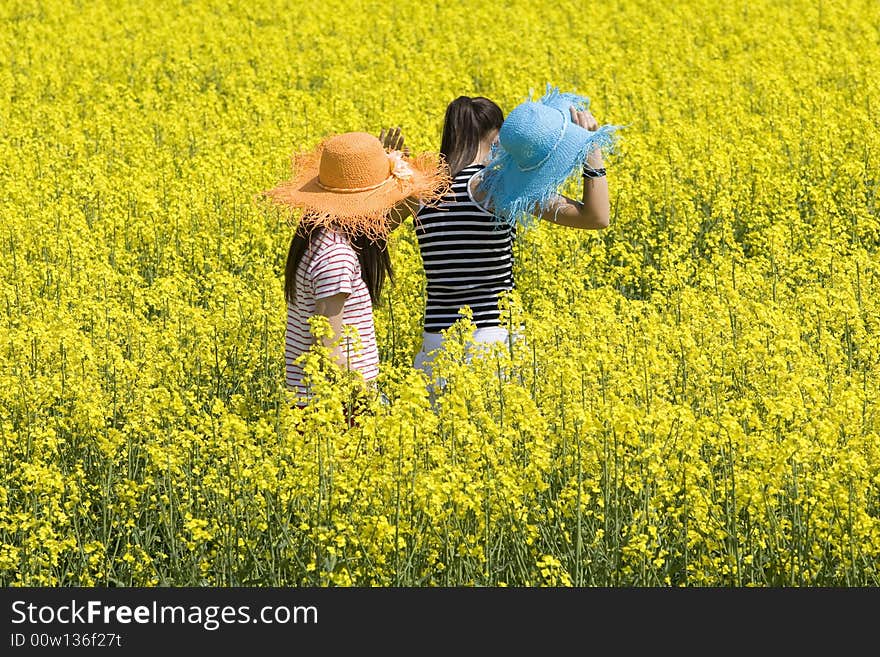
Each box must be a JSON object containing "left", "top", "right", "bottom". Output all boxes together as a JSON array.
[
  {"left": 439, "top": 96, "right": 504, "bottom": 178},
  {"left": 284, "top": 223, "right": 393, "bottom": 306}
]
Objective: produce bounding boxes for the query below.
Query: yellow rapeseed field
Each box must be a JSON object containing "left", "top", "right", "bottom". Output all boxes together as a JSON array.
[{"left": 1, "top": 0, "right": 878, "bottom": 586}]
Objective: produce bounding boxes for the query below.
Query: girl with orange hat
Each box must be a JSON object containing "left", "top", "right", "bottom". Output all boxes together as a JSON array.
[{"left": 265, "top": 128, "right": 450, "bottom": 410}]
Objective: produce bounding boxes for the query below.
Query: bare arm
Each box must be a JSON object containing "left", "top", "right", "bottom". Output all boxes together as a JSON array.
[
  {"left": 314, "top": 292, "right": 351, "bottom": 370},
  {"left": 387, "top": 197, "right": 420, "bottom": 229}
]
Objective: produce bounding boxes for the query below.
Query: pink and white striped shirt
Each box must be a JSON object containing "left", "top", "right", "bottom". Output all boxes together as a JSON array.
[{"left": 285, "top": 229, "right": 379, "bottom": 399}]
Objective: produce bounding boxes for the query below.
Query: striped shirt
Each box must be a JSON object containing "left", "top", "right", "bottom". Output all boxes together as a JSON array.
[
  {"left": 415, "top": 164, "right": 515, "bottom": 332},
  {"left": 285, "top": 229, "right": 379, "bottom": 398}
]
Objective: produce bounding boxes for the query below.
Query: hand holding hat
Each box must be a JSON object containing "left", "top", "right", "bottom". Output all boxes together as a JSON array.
[
  {"left": 570, "top": 106, "right": 600, "bottom": 132},
  {"left": 478, "top": 84, "right": 622, "bottom": 228}
]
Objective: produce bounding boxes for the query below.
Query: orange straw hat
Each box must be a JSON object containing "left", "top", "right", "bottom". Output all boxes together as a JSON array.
[{"left": 265, "top": 131, "right": 450, "bottom": 241}]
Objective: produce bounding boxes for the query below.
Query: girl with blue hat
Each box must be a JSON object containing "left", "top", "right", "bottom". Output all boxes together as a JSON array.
[{"left": 412, "top": 85, "right": 621, "bottom": 387}]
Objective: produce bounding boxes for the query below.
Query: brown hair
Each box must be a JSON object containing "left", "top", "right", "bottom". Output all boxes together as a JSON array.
[{"left": 439, "top": 96, "right": 505, "bottom": 177}]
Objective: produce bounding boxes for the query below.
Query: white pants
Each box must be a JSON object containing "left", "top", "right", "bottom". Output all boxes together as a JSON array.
[{"left": 413, "top": 326, "right": 513, "bottom": 382}]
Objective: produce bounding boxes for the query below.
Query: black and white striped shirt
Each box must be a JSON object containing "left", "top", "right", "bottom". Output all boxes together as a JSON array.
[{"left": 415, "top": 164, "right": 515, "bottom": 332}]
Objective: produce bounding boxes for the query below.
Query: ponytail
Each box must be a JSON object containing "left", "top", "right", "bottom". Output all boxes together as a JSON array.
[{"left": 439, "top": 96, "right": 504, "bottom": 177}]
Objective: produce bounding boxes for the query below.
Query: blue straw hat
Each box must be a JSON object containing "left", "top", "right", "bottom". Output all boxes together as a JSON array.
[{"left": 478, "top": 85, "right": 622, "bottom": 228}]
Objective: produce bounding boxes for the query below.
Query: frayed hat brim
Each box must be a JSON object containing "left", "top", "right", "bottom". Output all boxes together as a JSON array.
[{"left": 263, "top": 139, "right": 451, "bottom": 241}]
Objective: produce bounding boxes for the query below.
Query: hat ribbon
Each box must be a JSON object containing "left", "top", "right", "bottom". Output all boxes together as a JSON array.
[
  {"left": 316, "top": 151, "right": 414, "bottom": 193},
  {"left": 518, "top": 107, "right": 569, "bottom": 173}
]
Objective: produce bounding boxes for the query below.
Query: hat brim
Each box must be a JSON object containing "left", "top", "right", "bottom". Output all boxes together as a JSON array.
[
  {"left": 478, "top": 86, "right": 620, "bottom": 228},
  {"left": 264, "top": 142, "right": 450, "bottom": 241}
]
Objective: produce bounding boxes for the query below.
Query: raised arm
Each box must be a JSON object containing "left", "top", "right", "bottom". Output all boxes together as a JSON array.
[{"left": 379, "top": 126, "right": 420, "bottom": 229}]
